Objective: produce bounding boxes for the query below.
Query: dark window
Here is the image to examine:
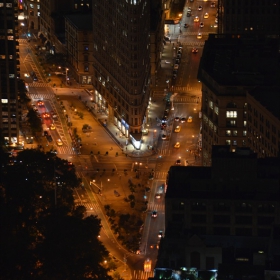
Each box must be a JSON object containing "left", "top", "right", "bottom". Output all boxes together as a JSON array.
[
  {"left": 172, "top": 214, "right": 184, "bottom": 222},
  {"left": 191, "top": 215, "right": 206, "bottom": 223},
  {"left": 235, "top": 216, "right": 252, "bottom": 225},
  {"left": 213, "top": 227, "right": 230, "bottom": 235},
  {"left": 191, "top": 202, "right": 206, "bottom": 211},
  {"left": 257, "top": 216, "right": 275, "bottom": 225},
  {"left": 213, "top": 215, "right": 231, "bottom": 224},
  {"left": 235, "top": 228, "right": 252, "bottom": 236}
]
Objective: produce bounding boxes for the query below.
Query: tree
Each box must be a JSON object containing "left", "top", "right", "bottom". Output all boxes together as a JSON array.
[
  {"left": 0, "top": 149, "right": 112, "bottom": 279},
  {"left": 27, "top": 109, "right": 42, "bottom": 135}
]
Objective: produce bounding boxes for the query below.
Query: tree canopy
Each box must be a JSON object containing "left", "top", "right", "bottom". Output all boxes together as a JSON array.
[{"left": 0, "top": 149, "right": 112, "bottom": 279}]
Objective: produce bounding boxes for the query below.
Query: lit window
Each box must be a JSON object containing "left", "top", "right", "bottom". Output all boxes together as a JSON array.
[
  {"left": 1, "top": 99, "right": 8, "bottom": 103},
  {"left": 226, "top": 111, "right": 237, "bottom": 118},
  {"left": 242, "top": 140, "right": 246, "bottom": 146},
  {"left": 226, "top": 130, "right": 231, "bottom": 136},
  {"left": 233, "top": 140, "right": 237, "bottom": 145},
  {"left": 244, "top": 121, "right": 247, "bottom": 127},
  {"left": 209, "top": 100, "right": 213, "bottom": 109},
  {"left": 233, "top": 130, "right": 237, "bottom": 136},
  {"left": 214, "top": 106, "right": 219, "bottom": 115},
  {"left": 243, "top": 131, "right": 247, "bottom": 136},
  {"left": 226, "top": 140, "right": 231, "bottom": 145},
  {"left": 30, "top": 4, "right": 34, "bottom": 8}
]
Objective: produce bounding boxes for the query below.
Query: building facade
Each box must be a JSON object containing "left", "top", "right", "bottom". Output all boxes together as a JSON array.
[
  {"left": 198, "top": 34, "right": 280, "bottom": 165},
  {"left": 159, "top": 146, "right": 280, "bottom": 272},
  {"left": 0, "top": 0, "right": 20, "bottom": 145},
  {"left": 22, "top": 0, "right": 40, "bottom": 32},
  {"left": 92, "top": 0, "right": 151, "bottom": 148},
  {"left": 217, "top": 0, "right": 280, "bottom": 35},
  {"left": 65, "top": 14, "right": 93, "bottom": 85}
]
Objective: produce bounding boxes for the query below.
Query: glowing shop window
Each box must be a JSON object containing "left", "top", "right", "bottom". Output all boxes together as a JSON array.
[{"left": 226, "top": 111, "right": 237, "bottom": 118}]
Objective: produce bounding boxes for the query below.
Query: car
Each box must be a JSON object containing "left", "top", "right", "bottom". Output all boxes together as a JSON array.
[
  {"left": 173, "top": 70, "right": 178, "bottom": 75},
  {"left": 161, "top": 123, "right": 167, "bottom": 130},
  {"left": 177, "top": 49, "right": 182, "bottom": 55},
  {"left": 215, "top": 18, "right": 218, "bottom": 23},
  {"left": 174, "top": 142, "right": 180, "bottom": 148},
  {"left": 161, "top": 134, "right": 167, "bottom": 140},
  {"left": 187, "top": 116, "right": 193, "bottom": 123},
  {"left": 42, "top": 113, "right": 50, "bottom": 118},
  {"left": 198, "top": 5, "right": 202, "bottom": 10},
  {"left": 43, "top": 130, "right": 49, "bottom": 136},
  {"left": 174, "top": 126, "right": 181, "bottom": 132},
  {"left": 161, "top": 116, "right": 167, "bottom": 123},
  {"left": 176, "top": 159, "right": 181, "bottom": 165},
  {"left": 204, "top": 12, "right": 209, "bottom": 18},
  {"left": 163, "top": 109, "right": 169, "bottom": 117},
  {"left": 187, "top": 7, "right": 192, "bottom": 12},
  {"left": 155, "top": 194, "right": 161, "bottom": 199},
  {"left": 194, "top": 16, "right": 199, "bottom": 22},
  {"left": 152, "top": 211, "right": 158, "bottom": 218},
  {"left": 33, "top": 75, "right": 38, "bottom": 81},
  {"left": 197, "top": 33, "right": 202, "bottom": 39},
  {"left": 192, "top": 47, "right": 198, "bottom": 53},
  {"left": 172, "top": 74, "right": 177, "bottom": 80},
  {"left": 56, "top": 139, "right": 63, "bottom": 146},
  {"left": 52, "top": 114, "right": 58, "bottom": 119},
  {"left": 158, "top": 230, "right": 163, "bottom": 238},
  {"left": 200, "top": 22, "right": 204, "bottom": 28},
  {"left": 178, "top": 46, "right": 183, "bottom": 50},
  {"left": 37, "top": 100, "right": 44, "bottom": 107},
  {"left": 176, "top": 53, "right": 181, "bottom": 59},
  {"left": 174, "top": 64, "right": 179, "bottom": 70},
  {"left": 175, "top": 116, "right": 180, "bottom": 121},
  {"left": 50, "top": 124, "right": 55, "bottom": 130},
  {"left": 184, "top": 23, "right": 189, "bottom": 28},
  {"left": 211, "top": 2, "right": 215, "bottom": 7},
  {"left": 175, "top": 58, "right": 180, "bottom": 64},
  {"left": 187, "top": 11, "right": 191, "bottom": 17},
  {"left": 181, "top": 117, "right": 186, "bottom": 123},
  {"left": 46, "top": 135, "right": 53, "bottom": 142}
]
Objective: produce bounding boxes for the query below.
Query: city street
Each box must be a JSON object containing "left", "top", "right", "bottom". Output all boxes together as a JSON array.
[{"left": 18, "top": 1, "right": 216, "bottom": 278}]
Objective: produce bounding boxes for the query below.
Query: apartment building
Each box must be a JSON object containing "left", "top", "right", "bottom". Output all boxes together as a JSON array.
[
  {"left": 198, "top": 34, "right": 280, "bottom": 165},
  {"left": 0, "top": 0, "right": 20, "bottom": 145},
  {"left": 158, "top": 146, "right": 280, "bottom": 274},
  {"left": 217, "top": 0, "right": 280, "bottom": 35}
]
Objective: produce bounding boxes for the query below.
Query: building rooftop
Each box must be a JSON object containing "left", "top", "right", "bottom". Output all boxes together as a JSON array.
[
  {"left": 248, "top": 86, "right": 280, "bottom": 121},
  {"left": 198, "top": 34, "right": 280, "bottom": 87},
  {"left": 64, "top": 14, "right": 92, "bottom": 30}
]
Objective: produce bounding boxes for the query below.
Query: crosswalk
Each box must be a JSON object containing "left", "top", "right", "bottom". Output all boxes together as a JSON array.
[
  {"left": 154, "top": 171, "right": 168, "bottom": 180},
  {"left": 132, "top": 270, "right": 154, "bottom": 279},
  {"left": 181, "top": 41, "right": 205, "bottom": 46},
  {"left": 148, "top": 203, "right": 165, "bottom": 212},
  {"left": 173, "top": 96, "right": 200, "bottom": 103},
  {"left": 75, "top": 202, "right": 99, "bottom": 212},
  {"left": 18, "top": 38, "right": 27, "bottom": 43},
  {"left": 28, "top": 82, "right": 52, "bottom": 88}
]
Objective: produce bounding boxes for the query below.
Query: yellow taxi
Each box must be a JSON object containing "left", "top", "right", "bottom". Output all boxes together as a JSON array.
[
  {"left": 56, "top": 139, "right": 63, "bottom": 146},
  {"left": 50, "top": 123, "right": 56, "bottom": 130},
  {"left": 174, "top": 126, "right": 181, "bottom": 132},
  {"left": 174, "top": 142, "right": 180, "bottom": 148}
]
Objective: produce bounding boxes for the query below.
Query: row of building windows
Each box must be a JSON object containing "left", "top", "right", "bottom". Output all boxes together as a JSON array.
[{"left": 173, "top": 202, "right": 276, "bottom": 213}]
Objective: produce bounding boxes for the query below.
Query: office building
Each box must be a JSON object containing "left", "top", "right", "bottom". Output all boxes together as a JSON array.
[
  {"left": 21, "top": 0, "right": 40, "bottom": 32},
  {"left": 217, "top": 0, "right": 280, "bottom": 35},
  {"left": 158, "top": 146, "right": 280, "bottom": 276},
  {"left": 92, "top": 0, "right": 151, "bottom": 148},
  {"left": 197, "top": 34, "right": 280, "bottom": 165},
  {"left": 65, "top": 14, "right": 93, "bottom": 85},
  {"left": 0, "top": 0, "right": 20, "bottom": 145}
]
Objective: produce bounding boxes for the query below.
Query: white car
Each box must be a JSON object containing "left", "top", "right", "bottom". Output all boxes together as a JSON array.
[
  {"left": 198, "top": 5, "right": 202, "bottom": 11},
  {"left": 161, "top": 134, "right": 167, "bottom": 140},
  {"left": 211, "top": 2, "right": 215, "bottom": 8},
  {"left": 215, "top": 18, "right": 218, "bottom": 23},
  {"left": 200, "top": 22, "right": 204, "bottom": 28}
]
